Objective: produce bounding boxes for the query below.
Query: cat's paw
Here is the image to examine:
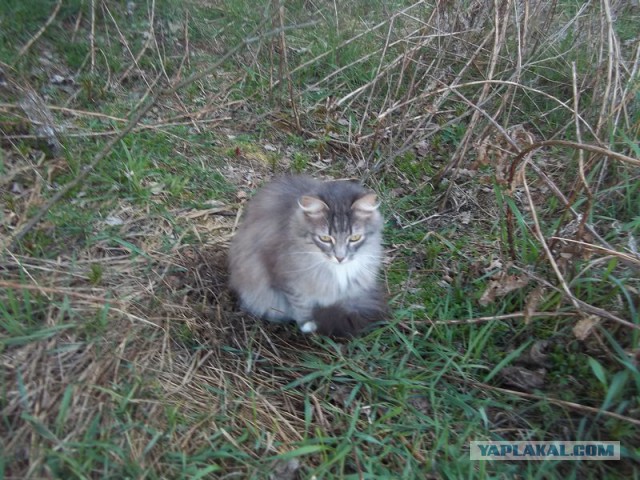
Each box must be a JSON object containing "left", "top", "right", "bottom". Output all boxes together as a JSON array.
[{"left": 299, "top": 321, "right": 318, "bottom": 334}]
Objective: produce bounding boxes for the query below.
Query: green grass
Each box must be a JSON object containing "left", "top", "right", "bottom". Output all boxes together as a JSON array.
[{"left": 1, "top": 0, "right": 639, "bottom": 478}]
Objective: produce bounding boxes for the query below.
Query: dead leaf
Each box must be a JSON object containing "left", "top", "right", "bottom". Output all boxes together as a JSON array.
[
  {"left": 523, "top": 286, "right": 545, "bottom": 324},
  {"left": 519, "top": 340, "right": 552, "bottom": 368},
  {"left": 473, "top": 136, "right": 491, "bottom": 168},
  {"left": 269, "top": 459, "right": 300, "bottom": 480},
  {"left": 459, "top": 211, "right": 471, "bottom": 225},
  {"left": 483, "top": 258, "right": 503, "bottom": 273},
  {"left": 50, "top": 74, "right": 74, "bottom": 85},
  {"left": 573, "top": 315, "right": 600, "bottom": 341},
  {"left": 415, "top": 140, "right": 430, "bottom": 157},
  {"left": 390, "top": 187, "right": 406, "bottom": 197},
  {"left": 456, "top": 168, "right": 477, "bottom": 178},
  {"left": 148, "top": 182, "right": 165, "bottom": 195},
  {"left": 103, "top": 215, "right": 124, "bottom": 226},
  {"left": 479, "top": 273, "right": 529, "bottom": 306},
  {"left": 19, "top": 89, "right": 62, "bottom": 156},
  {"left": 497, "top": 366, "right": 546, "bottom": 392}
]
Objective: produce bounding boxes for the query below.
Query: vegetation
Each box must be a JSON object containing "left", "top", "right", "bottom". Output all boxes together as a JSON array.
[{"left": 1, "top": 0, "right": 638, "bottom": 478}]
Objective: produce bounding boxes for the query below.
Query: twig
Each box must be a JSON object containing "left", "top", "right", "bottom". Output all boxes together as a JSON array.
[
  {"left": 511, "top": 139, "right": 640, "bottom": 168},
  {"left": 17, "top": 0, "right": 62, "bottom": 58},
  {"left": 474, "top": 381, "right": 640, "bottom": 427},
  {"left": 506, "top": 139, "right": 638, "bottom": 258},
  {"left": 5, "top": 20, "right": 318, "bottom": 251},
  {"left": 522, "top": 157, "right": 587, "bottom": 309},
  {"left": 549, "top": 237, "right": 640, "bottom": 267},
  {"left": 270, "top": 1, "right": 426, "bottom": 90},
  {"left": 103, "top": 1, "right": 151, "bottom": 88},
  {"left": 432, "top": 311, "right": 577, "bottom": 325},
  {"left": 569, "top": 60, "right": 594, "bottom": 247},
  {"left": 510, "top": 263, "right": 638, "bottom": 330},
  {"left": 5, "top": 72, "right": 161, "bottom": 252},
  {"left": 276, "top": 0, "right": 301, "bottom": 132},
  {"left": 90, "top": 0, "right": 96, "bottom": 74},
  {"left": 571, "top": 62, "right": 592, "bottom": 199},
  {"left": 378, "top": 80, "right": 600, "bottom": 140},
  {"left": 443, "top": 0, "right": 508, "bottom": 181},
  {"left": 527, "top": 162, "right": 613, "bottom": 251},
  {"left": 356, "top": 10, "right": 395, "bottom": 137}
]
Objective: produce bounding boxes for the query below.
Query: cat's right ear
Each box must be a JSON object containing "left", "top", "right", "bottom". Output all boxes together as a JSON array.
[
  {"left": 352, "top": 193, "right": 379, "bottom": 214},
  {"left": 298, "top": 196, "right": 328, "bottom": 216}
]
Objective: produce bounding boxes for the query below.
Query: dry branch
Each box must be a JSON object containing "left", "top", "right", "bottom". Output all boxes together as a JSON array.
[
  {"left": 16, "top": 0, "right": 62, "bottom": 58},
  {"left": 5, "top": 19, "right": 318, "bottom": 251}
]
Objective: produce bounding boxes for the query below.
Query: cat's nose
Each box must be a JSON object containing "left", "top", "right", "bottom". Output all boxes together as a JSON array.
[{"left": 335, "top": 255, "right": 346, "bottom": 263}]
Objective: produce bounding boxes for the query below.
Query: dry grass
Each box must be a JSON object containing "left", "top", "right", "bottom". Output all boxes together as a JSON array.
[
  {"left": 1, "top": 207, "right": 332, "bottom": 475},
  {"left": 1, "top": 0, "right": 639, "bottom": 477}
]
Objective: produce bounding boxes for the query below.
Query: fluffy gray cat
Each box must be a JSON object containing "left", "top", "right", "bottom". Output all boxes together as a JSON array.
[{"left": 229, "top": 175, "right": 387, "bottom": 337}]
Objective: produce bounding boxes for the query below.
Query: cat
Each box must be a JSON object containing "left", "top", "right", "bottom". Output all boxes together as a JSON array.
[{"left": 228, "top": 175, "right": 388, "bottom": 337}]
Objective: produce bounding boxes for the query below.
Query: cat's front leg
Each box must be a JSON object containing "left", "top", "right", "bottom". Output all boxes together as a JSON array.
[{"left": 283, "top": 293, "right": 317, "bottom": 333}]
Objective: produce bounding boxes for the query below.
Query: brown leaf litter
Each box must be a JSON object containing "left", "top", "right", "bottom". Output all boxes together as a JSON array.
[{"left": 479, "top": 270, "right": 530, "bottom": 306}]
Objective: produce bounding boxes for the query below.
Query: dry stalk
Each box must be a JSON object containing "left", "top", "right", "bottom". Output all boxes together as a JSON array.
[
  {"left": 521, "top": 158, "right": 639, "bottom": 331},
  {"left": 550, "top": 237, "right": 640, "bottom": 267},
  {"left": 367, "top": 30, "right": 495, "bottom": 178},
  {"left": 118, "top": 13, "right": 155, "bottom": 82},
  {"left": 103, "top": 1, "right": 152, "bottom": 89},
  {"left": 432, "top": 311, "right": 577, "bottom": 325},
  {"left": 90, "top": 0, "right": 96, "bottom": 74},
  {"left": 276, "top": 0, "right": 301, "bottom": 132},
  {"left": 510, "top": 139, "right": 640, "bottom": 169},
  {"left": 16, "top": 0, "right": 62, "bottom": 59},
  {"left": 595, "top": 0, "right": 620, "bottom": 138},
  {"left": 272, "top": 1, "right": 428, "bottom": 91},
  {"left": 356, "top": 11, "right": 396, "bottom": 137},
  {"left": 522, "top": 158, "right": 583, "bottom": 313},
  {"left": 147, "top": 0, "right": 201, "bottom": 133},
  {"left": 475, "top": 381, "right": 640, "bottom": 427},
  {"left": 5, "top": 19, "right": 318, "bottom": 251},
  {"left": 0, "top": 280, "right": 162, "bottom": 328},
  {"left": 572, "top": 62, "right": 592, "bottom": 199},
  {"left": 445, "top": 0, "right": 511, "bottom": 175}
]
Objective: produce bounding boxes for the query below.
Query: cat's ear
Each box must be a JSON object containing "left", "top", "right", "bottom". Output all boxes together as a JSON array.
[
  {"left": 352, "top": 193, "right": 379, "bottom": 214},
  {"left": 298, "top": 196, "right": 328, "bottom": 216}
]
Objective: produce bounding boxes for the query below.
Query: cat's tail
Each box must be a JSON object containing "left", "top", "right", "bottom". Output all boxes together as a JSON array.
[{"left": 307, "top": 290, "right": 389, "bottom": 338}]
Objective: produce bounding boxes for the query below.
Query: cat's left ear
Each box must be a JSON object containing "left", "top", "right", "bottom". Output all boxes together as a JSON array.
[{"left": 352, "top": 193, "right": 379, "bottom": 214}]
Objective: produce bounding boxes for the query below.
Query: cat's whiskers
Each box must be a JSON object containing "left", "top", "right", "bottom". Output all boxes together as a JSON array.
[
  {"left": 282, "top": 250, "right": 323, "bottom": 257},
  {"left": 281, "top": 258, "right": 327, "bottom": 274},
  {"left": 335, "top": 261, "right": 377, "bottom": 276},
  {"left": 358, "top": 266, "right": 381, "bottom": 277},
  {"left": 352, "top": 252, "right": 382, "bottom": 259}
]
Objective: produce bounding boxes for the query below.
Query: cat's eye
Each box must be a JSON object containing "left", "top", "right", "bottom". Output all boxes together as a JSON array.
[
  {"left": 349, "top": 234, "right": 363, "bottom": 242},
  {"left": 318, "top": 235, "right": 333, "bottom": 243}
]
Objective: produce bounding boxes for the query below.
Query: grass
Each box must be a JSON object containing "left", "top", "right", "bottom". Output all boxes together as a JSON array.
[{"left": 1, "top": 0, "right": 639, "bottom": 478}]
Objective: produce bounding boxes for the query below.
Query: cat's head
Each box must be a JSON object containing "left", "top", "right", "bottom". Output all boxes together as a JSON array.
[{"left": 296, "top": 182, "right": 382, "bottom": 265}]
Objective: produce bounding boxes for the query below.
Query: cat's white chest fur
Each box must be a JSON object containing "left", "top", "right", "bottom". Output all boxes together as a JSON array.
[
  {"left": 311, "top": 254, "right": 373, "bottom": 303},
  {"left": 331, "top": 257, "right": 366, "bottom": 292},
  {"left": 296, "top": 255, "right": 375, "bottom": 332}
]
